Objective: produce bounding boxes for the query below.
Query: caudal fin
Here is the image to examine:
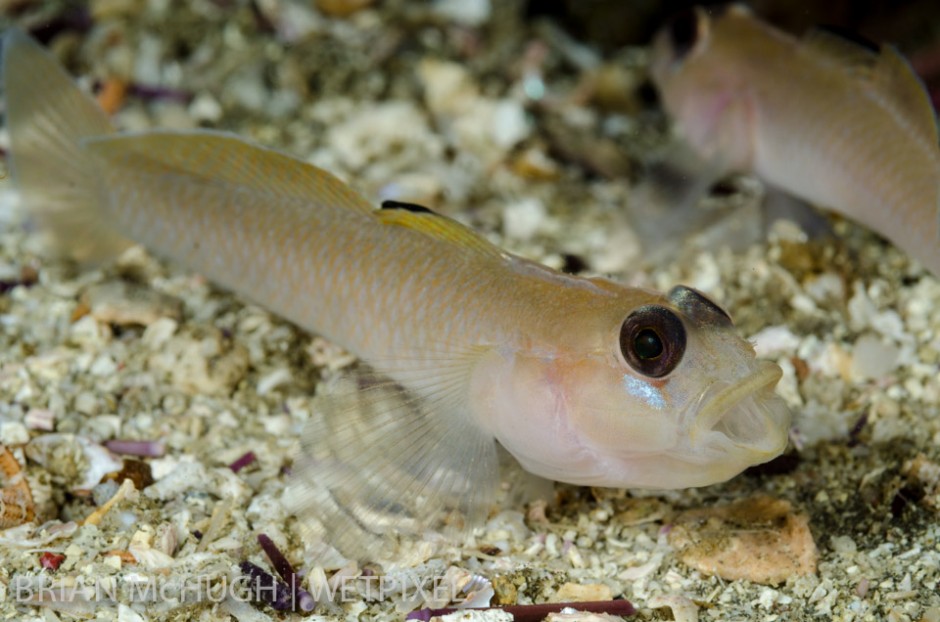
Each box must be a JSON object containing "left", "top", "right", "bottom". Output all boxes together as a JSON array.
[{"left": 2, "top": 29, "right": 129, "bottom": 261}]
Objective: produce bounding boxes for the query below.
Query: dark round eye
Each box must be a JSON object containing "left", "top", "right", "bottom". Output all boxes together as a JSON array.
[
  {"left": 619, "top": 305, "right": 687, "bottom": 378},
  {"left": 666, "top": 9, "right": 700, "bottom": 60},
  {"left": 634, "top": 329, "right": 664, "bottom": 359}
]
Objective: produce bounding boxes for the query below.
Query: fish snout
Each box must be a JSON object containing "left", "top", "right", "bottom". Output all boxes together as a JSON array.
[{"left": 692, "top": 360, "right": 790, "bottom": 457}]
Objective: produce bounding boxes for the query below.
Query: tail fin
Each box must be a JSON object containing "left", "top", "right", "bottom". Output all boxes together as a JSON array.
[{"left": 2, "top": 29, "right": 129, "bottom": 261}]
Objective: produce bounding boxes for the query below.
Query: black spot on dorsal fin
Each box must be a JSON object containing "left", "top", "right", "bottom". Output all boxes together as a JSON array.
[
  {"left": 814, "top": 24, "right": 880, "bottom": 54},
  {"left": 380, "top": 200, "right": 436, "bottom": 215}
]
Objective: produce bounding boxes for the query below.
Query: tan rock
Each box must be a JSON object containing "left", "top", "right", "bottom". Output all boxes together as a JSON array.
[{"left": 669, "top": 495, "right": 818, "bottom": 585}]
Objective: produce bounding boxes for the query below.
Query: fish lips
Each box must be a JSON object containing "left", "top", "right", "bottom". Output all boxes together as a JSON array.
[{"left": 689, "top": 360, "right": 791, "bottom": 459}]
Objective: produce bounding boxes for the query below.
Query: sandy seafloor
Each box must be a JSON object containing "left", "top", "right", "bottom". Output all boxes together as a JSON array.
[{"left": 1, "top": 1, "right": 939, "bottom": 621}]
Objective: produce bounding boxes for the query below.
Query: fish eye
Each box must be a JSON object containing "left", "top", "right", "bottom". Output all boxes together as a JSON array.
[
  {"left": 619, "top": 305, "right": 687, "bottom": 378},
  {"left": 665, "top": 9, "right": 700, "bottom": 60}
]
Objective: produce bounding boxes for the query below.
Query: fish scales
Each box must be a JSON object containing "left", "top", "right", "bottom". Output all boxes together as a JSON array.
[
  {"left": 3, "top": 28, "right": 791, "bottom": 555},
  {"left": 91, "top": 134, "right": 626, "bottom": 364}
]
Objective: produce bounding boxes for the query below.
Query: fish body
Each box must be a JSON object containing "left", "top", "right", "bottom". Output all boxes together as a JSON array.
[
  {"left": 651, "top": 5, "right": 940, "bottom": 275},
  {"left": 3, "top": 30, "right": 790, "bottom": 552}
]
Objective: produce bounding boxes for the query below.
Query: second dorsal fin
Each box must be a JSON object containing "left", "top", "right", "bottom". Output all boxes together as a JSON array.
[
  {"left": 871, "top": 46, "right": 939, "bottom": 144},
  {"left": 803, "top": 26, "right": 938, "bottom": 142},
  {"left": 803, "top": 26, "right": 880, "bottom": 74}
]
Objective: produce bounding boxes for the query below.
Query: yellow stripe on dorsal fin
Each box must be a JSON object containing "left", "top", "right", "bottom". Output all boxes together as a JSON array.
[{"left": 376, "top": 200, "right": 505, "bottom": 258}]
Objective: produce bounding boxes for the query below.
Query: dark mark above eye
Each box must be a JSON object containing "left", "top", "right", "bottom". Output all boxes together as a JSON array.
[
  {"left": 380, "top": 200, "right": 435, "bottom": 214},
  {"left": 667, "top": 285, "right": 733, "bottom": 329}
]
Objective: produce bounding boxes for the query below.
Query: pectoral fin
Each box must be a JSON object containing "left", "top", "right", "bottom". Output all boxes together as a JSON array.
[{"left": 287, "top": 362, "right": 500, "bottom": 560}]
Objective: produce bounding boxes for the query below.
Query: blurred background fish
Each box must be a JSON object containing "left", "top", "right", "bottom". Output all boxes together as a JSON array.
[{"left": 650, "top": 4, "right": 940, "bottom": 275}]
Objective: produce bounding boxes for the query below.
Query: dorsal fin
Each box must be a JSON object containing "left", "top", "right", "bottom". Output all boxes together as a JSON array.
[
  {"left": 288, "top": 360, "right": 500, "bottom": 559},
  {"left": 85, "top": 131, "right": 377, "bottom": 215},
  {"left": 376, "top": 203, "right": 505, "bottom": 258},
  {"left": 380, "top": 199, "right": 435, "bottom": 214},
  {"left": 872, "top": 46, "right": 939, "bottom": 143},
  {"left": 803, "top": 26, "right": 938, "bottom": 142},
  {"left": 811, "top": 25, "right": 880, "bottom": 55},
  {"left": 803, "top": 26, "right": 879, "bottom": 75}
]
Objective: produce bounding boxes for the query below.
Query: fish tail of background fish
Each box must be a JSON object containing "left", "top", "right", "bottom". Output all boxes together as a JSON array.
[{"left": 2, "top": 29, "right": 130, "bottom": 262}]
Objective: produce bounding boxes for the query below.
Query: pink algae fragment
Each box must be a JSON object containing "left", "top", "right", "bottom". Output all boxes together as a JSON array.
[{"left": 39, "top": 551, "right": 66, "bottom": 571}]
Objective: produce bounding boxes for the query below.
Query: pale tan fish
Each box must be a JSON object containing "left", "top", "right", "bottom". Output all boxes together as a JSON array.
[
  {"left": 650, "top": 5, "right": 940, "bottom": 276},
  {"left": 2, "top": 30, "right": 790, "bottom": 554}
]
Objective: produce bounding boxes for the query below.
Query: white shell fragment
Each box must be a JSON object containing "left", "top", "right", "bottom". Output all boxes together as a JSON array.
[
  {"left": 647, "top": 594, "right": 699, "bottom": 622},
  {"left": 546, "top": 611, "right": 625, "bottom": 622},
  {"left": 850, "top": 333, "right": 900, "bottom": 380},
  {"left": 83, "top": 280, "right": 182, "bottom": 326},
  {"left": 419, "top": 59, "right": 530, "bottom": 167},
  {"left": 432, "top": 610, "right": 512, "bottom": 622},
  {"left": 128, "top": 525, "right": 176, "bottom": 568},
  {"left": 431, "top": 0, "right": 491, "bottom": 27},
  {"left": 147, "top": 327, "right": 250, "bottom": 395}
]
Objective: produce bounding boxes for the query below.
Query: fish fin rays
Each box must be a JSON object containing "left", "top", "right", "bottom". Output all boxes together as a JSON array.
[
  {"left": 3, "top": 28, "right": 378, "bottom": 263},
  {"left": 2, "top": 28, "right": 130, "bottom": 262},
  {"left": 871, "top": 47, "right": 939, "bottom": 145},
  {"left": 803, "top": 27, "right": 938, "bottom": 144},
  {"left": 84, "top": 131, "right": 376, "bottom": 215},
  {"left": 376, "top": 207, "right": 506, "bottom": 259},
  {"left": 287, "top": 361, "right": 500, "bottom": 560},
  {"left": 628, "top": 143, "right": 734, "bottom": 263}
]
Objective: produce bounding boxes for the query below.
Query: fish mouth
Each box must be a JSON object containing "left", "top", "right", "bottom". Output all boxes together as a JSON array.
[{"left": 692, "top": 361, "right": 790, "bottom": 455}]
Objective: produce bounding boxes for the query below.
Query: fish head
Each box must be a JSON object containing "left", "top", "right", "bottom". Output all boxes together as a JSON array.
[
  {"left": 649, "top": 5, "right": 764, "bottom": 168},
  {"left": 477, "top": 284, "right": 791, "bottom": 489}
]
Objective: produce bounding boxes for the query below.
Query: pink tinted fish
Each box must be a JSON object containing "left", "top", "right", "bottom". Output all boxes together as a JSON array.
[
  {"left": 3, "top": 30, "right": 790, "bottom": 554},
  {"left": 651, "top": 5, "right": 940, "bottom": 275}
]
